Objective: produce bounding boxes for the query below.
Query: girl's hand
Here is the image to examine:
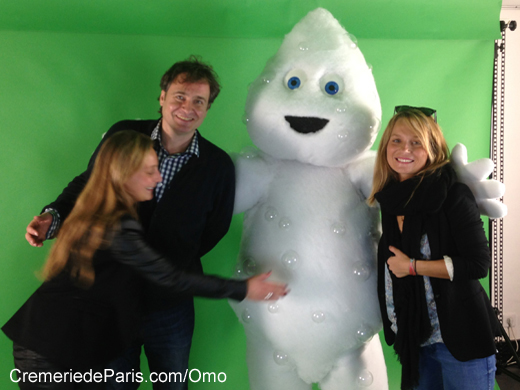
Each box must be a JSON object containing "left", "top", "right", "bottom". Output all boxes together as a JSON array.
[
  {"left": 246, "top": 272, "right": 289, "bottom": 301},
  {"left": 387, "top": 246, "right": 412, "bottom": 278}
]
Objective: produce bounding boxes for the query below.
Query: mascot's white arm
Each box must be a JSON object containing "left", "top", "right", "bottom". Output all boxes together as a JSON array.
[
  {"left": 233, "top": 150, "right": 274, "bottom": 215},
  {"left": 451, "top": 143, "right": 507, "bottom": 219},
  {"left": 349, "top": 151, "right": 377, "bottom": 200}
]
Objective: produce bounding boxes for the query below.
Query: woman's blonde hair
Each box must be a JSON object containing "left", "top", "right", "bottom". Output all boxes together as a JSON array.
[
  {"left": 367, "top": 108, "right": 450, "bottom": 206},
  {"left": 42, "top": 130, "right": 154, "bottom": 286}
]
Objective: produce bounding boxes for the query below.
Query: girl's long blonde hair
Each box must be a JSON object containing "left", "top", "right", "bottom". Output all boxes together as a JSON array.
[
  {"left": 367, "top": 108, "right": 450, "bottom": 206},
  {"left": 42, "top": 130, "right": 154, "bottom": 286}
]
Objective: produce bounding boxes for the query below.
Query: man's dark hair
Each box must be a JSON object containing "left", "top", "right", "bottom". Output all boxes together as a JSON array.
[{"left": 159, "top": 55, "right": 221, "bottom": 108}]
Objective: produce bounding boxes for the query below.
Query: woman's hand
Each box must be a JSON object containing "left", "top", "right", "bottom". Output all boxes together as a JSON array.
[
  {"left": 25, "top": 212, "right": 53, "bottom": 247},
  {"left": 246, "top": 272, "right": 289, "bottom": 301},
  {"left": 387, "top": 246, "right": 412, "bottom": 278}
]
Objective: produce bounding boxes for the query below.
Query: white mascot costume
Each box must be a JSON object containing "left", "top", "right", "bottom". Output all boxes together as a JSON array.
[{"left": 230, "top": 8, "right": 506, "bottom": 390}]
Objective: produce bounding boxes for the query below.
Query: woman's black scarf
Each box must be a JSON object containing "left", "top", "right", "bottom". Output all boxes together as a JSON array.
[{"left": 375, "top": 164, "right": 456, "bottom": 390}]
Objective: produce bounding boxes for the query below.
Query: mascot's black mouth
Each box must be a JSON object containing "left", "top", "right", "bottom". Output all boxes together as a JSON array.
[{"left": 285, "top": 116, "right": 329, "bottom": 134}]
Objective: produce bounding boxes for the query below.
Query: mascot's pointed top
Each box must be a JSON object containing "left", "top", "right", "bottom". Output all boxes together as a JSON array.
[{"left": 280, "top": 8, "right": 356, "bottom": 53}]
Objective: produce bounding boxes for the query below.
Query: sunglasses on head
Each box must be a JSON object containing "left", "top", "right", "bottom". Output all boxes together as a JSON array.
[{"left": 394, "top": 105, "right": 437, "bottom": 123}]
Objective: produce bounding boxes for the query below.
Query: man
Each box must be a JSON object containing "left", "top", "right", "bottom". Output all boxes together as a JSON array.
[{"left": 25, "top": 56, "right": 236, "bottom": 389}]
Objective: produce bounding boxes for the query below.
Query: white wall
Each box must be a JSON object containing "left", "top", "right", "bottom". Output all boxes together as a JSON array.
[{"left": 499, "top": 6, "right": 520, "bottom": 337}]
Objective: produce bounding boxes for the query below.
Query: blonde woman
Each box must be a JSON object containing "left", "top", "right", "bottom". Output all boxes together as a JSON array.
[
  {"left": 368, "top": 107, "right": 498, "bottom": 390},
  {"left": 3, "top": 130, "right": 286, "bottom": 389}
]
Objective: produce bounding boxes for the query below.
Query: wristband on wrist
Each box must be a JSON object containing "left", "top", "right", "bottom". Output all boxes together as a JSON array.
[
  {"left": 409, "top": 258, "right": 417, "bottom": 276},
  {"left": 44, "top": 208, "right": 61, "bottom": 240}
]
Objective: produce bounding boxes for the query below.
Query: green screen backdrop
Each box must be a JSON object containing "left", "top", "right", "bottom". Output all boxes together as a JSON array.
[{"left": 0, "top": 1, "right": 502, "bottom": 389}]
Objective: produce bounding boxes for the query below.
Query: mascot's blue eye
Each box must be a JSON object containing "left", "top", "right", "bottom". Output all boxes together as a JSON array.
[
  {"left": 288, "top": 77, "right": 301, "bottom": 89},
  {"left": 324, "top": 81, "right": 339, "bottom": 95}
]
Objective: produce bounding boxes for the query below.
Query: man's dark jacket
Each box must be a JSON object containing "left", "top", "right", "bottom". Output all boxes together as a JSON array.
[{"left": 44, "top": 119, "right": 237, "bottom": 310}]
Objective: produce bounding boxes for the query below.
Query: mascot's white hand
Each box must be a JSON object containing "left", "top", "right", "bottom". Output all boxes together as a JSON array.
[{"left": 451, "top": 143, "right": 507, "bottom": 219}]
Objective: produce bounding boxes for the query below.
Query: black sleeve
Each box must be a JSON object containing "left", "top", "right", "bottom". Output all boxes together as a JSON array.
[
  {"left": 198, "top": 152, "right": 236, "bottom": 257},
  {"left": 444, "top": 183, "right": 491, "bottom": 281},
  {"left": 110, "top": 217, "right": 247, "bottom": 301}
]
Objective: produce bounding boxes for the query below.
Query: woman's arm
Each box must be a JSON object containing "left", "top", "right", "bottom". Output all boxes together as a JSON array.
[
  {"left": 110, "top": 217, "right": 287, "bottom": 301},
  {"left": 387, "top": 246, "right": 450, "bottom": 279},
  {"left": 443, "top": 183, "right": 491, "bottom": 281},
  {"left": 387, "top": 183, "right": 490, "bottom": 281}
]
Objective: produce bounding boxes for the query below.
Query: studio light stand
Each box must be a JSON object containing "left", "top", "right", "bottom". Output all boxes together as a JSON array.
[{"left": 490, "top": 19, "right": 520, "bottom": 383}]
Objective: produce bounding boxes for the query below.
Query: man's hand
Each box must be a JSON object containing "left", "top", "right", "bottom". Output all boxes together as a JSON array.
[
  {"left": 246, "top": 272, "right": 289, "bottom": 301},
  {"left": 25, "top": 212, "right": 53, "bottom": 247},
  {"left": 387, "top": 246, "right": 411, "bottom": 278}
]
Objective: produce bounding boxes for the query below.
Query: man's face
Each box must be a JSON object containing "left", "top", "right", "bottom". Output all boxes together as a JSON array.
[{"left": 159, "top": 75, "right": 211, "bottom": 139}]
